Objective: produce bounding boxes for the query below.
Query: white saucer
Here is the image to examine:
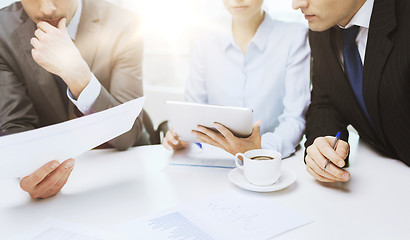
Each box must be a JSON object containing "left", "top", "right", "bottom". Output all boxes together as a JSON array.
[{"left": 228, "top": 167, "right": 296, "bottom": 192}]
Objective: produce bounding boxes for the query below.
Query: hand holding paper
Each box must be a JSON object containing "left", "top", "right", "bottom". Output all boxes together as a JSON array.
[
  {"left": 20, "top": 159, "right": 74, "bottom": 199},
  {"left": 0, "top": 97, "right": 145, "bottom": 180}
]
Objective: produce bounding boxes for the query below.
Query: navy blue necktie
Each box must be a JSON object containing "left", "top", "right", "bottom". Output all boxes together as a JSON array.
[{"left": 342, "top": 26, "right": 372, "bottom": 123}]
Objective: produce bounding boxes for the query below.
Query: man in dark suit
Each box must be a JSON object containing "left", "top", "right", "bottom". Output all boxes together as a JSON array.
[
  {"left": 0, "top": 0, "right": 147, "bottom": 198},
  {"left": 292, "top": 0, "right": 410, "bottom": 182}
]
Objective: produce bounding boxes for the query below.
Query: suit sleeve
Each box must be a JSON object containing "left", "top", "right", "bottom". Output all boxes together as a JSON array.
[
  {"left": 304, "top": 31, "right": 349, "bottom": 156},
  {"left": 305, "top": 79, "right": 349, "bottom": 147},
  {"left": 0, "top": 55, "right": 39, "bottom": 136},
  {"left": 87, "top": 15, "right": 144, "bottom": 151}
]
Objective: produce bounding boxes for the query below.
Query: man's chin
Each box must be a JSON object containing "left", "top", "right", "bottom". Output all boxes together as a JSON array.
[{"left": 308, "top": 22, "right": 333, "bottom": 32}]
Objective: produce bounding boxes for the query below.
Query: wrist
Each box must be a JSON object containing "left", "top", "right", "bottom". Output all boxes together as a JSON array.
[{"left": 62, "top": 64, "right": 91, "bottom": 99}]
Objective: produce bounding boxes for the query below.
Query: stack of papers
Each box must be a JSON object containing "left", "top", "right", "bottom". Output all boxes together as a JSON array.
[{"left": 169, "top": 143, "right": 236, "bottom": 168}]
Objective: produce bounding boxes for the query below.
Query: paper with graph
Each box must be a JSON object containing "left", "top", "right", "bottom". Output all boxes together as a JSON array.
[{"left": 117, "top": 190, "right": 312, "bottom": 240}]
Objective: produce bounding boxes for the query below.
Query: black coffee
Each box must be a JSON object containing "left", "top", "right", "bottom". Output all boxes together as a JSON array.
[{"left": 250, "top": 156, "right": 274, "bottom": 160}]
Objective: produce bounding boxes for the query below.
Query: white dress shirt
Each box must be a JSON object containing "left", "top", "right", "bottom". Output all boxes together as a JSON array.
[
  {"left": 338, "top": 0, "right": 374, "bottom": 65},
  {"left": 66, "top": 0, "right": 102, "bottom": 114},
  {"left": 185, "top": 14, "right": 311, "bottom": 158}
]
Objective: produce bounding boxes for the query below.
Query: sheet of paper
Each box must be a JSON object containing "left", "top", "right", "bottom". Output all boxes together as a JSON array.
[
  {"left": 10, "top": 218, "right": 126, "bottom": 240},
  {"left": 117, "top": 190, "right": 312, "bottom": 240},
  {"left": 169, "top": 143, "right": 236, "bottom": 168},
  {"left": 0, "top": 97, "right": 145, "bottom": 179}
]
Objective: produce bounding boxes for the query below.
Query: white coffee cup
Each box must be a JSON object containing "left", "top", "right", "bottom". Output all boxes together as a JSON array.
[{"left": 234, "top": 149, "right": 282, "bottom": 186}]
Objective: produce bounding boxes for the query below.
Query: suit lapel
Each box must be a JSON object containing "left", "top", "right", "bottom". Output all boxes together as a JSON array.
[
  {"left": 75, "top": 0, "right": 101, "bottom": 68},
  {"left": 16, "top": 12, "right": 68, "bottom": 120},
  {"left": 363, "top": 0, "right": 396, "bottom": 143},
  {"left": 329, "top": 27, "right": 344, "bottom": 71}
]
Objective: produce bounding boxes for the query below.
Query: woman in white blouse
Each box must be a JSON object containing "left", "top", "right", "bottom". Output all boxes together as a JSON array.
[{"left": 162, "top": 0, "right": 310, "bottom": 158}]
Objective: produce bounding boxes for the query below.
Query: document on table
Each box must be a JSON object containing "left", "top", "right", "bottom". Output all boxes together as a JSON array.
[
  {"left": 117, "top": 190, "right": 312, "bottom": 240},
  {"left": 169, "top": 143, "right": 235, "bottom": 168},
  {"left": 10, "top": 218, "right": 126, "bottom": 240},
  {"left": 0, "top": 97, "right": 145, "bottom": 179}
]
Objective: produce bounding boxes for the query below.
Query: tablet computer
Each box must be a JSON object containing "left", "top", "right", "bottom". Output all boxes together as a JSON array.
[{"left": 166, "top": 101, "right": 253, "bottom": 142}]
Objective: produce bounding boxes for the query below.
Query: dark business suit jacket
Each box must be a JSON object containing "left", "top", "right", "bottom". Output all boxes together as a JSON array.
[
  {"left": 0, "top": 0, "right": 147, "bottom": 150},
  {"left": 306, "top": 0, "right": 410, "bottom": 166}
]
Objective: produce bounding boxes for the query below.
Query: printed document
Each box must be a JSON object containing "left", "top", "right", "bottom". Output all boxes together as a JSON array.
[
  {"left": 117, "top": 190, "right": 312, "bottom": 240},
  {"left": 0, "top": 97, "right": 145, "bottom": 179},
  {"left": 10, "top": 218, "right": 125, "bottom": 240},
  {"left": 169, "top": 143, "right": 235, "bottom": 168}
]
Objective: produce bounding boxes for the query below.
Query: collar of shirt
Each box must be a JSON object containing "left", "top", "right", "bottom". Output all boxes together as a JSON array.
[
  {"left": 338, "top": 0, "right": 374, "bottom": 30},
  {"left": 67, "top": 0, "right": 82, "bottom": 40},
  {"left": 221, "top": 12, "right": 274, "bottom": 52}
]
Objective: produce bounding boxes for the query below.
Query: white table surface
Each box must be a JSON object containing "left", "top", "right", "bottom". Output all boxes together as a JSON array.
[{"left": 1, "top": 135, "right": 410, "bottom": 240}]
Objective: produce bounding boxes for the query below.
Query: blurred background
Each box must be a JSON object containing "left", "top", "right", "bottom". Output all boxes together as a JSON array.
[{"left": 0, "top": 0, "right": 304, "bottom": 127}]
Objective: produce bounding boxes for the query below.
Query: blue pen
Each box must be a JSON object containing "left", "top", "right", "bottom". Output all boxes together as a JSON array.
[
  {"left": 331, "top": 132, "right": 341, "bottom": 149},
  {"left": 195, "top": 142, "right": 203, "bottom": 149},
  {"left": 323, "top": 131, "right": 341, "bottom": 171}
]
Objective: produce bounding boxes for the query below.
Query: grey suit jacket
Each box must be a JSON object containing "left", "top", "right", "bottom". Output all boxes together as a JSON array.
[{"left": 0, "top": 0, "right": 147, "bottom": 150}]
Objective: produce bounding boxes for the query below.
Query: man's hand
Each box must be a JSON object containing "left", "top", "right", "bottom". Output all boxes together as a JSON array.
[
  {"left": 162, "top": 129, "right": 190, "bottom": 151},
  {"left": 305, "top": 137, "right": 350, "bottom": 182},
  {"left": 20, "top": 159, "right": 75, "bottom": 199},
  {"left": 193, "top": 121, "right": 262, "bottom": 155},
  {"left": 30, "top": 18, "right": 91, "bottom": 99}
]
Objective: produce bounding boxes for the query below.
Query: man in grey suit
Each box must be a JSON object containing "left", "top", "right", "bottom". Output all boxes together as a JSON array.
[{"left": 0, "top": 0, "right": 147, "bottom": 198}]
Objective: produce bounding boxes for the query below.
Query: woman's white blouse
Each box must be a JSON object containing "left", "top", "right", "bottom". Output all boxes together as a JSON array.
[{"left": 185, "top": 14, "right": 311, "bottom": 158}]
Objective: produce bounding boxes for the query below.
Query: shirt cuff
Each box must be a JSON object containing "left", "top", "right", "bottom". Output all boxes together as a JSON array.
[
  {"left": 67, "top": 73, "right": 102, "bottom": 114},
  {"left": 260, "top": 132, "right": 295, "bottom": 159}
]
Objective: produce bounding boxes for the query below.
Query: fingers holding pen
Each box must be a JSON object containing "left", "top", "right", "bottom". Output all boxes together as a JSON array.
[
  {"left": 314, "top": 137, "right": 346, "bottom": 168},
  {"left": 306, "top": 136, "right": 351, "bottom": 183}
]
